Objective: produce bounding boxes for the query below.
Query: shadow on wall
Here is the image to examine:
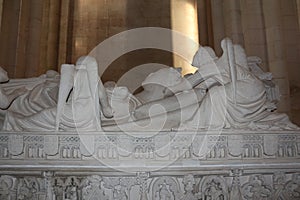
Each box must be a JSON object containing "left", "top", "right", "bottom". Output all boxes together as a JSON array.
[
  {"left": 290, "top": 84, "right": 300, "bottom": 126},
  {"left": 102, "top": 0, "right": 174, "bottom": 88}
]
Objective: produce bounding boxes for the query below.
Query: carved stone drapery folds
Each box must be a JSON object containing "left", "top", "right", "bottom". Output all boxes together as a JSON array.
[{"left": 0, "top": 130, "right": 299, "bottom": 199}]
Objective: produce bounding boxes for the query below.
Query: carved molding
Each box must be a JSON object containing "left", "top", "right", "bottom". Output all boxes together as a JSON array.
[
  {"left": 0, "top": 131, "right": 299, "bottom": 164},
  {"left": 0, "top": 131, "right": 299, "bottom": 199}
]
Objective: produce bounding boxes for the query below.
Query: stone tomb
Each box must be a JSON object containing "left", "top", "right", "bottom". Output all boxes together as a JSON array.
[
  {"left": 0, "top": 130, "right": 299, "bottom": 199},
  {"left": 0, "top": 39, "right": 299, "bottom": 199}
]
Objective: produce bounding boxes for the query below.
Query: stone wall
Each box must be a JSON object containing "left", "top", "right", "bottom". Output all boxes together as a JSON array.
[
  {"left": 0, "top": 0, "right": 62, "bottom": 78},
  {"left": 206, "top": 0, "right": 300, "bottom": 124},
  {"left": 71, "top": 0, "right": 174, "bottom": 85}
]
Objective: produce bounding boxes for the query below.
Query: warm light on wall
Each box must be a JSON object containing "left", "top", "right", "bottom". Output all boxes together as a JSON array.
[
  {"left": 171, "top": 0, "right": 199, "bottom": 75},
  {"left": 183, "top": 2, "right": 199, "bottom": 42}
]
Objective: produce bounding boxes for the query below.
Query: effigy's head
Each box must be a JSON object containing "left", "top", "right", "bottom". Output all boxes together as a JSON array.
[
  {"left": 137, "top": 67, "right": 186, "bottom": 102},
  {"left": 142, "top": 67, "right": 183, "bottom": 91},
  {"left": 0, "top": 66, "right": 8, "bottom": 83},
  {"left": 76, "top": 56, "right": 98, "bottom": 70},
  {"left": 221, "top": 38, "right": 249, "bottom": 70},
  {"left": 46, "top": 70, "right": 60, "bottom": 79},
  {"left": 192, "top": 46, "right": 217, "bottom": 68}
]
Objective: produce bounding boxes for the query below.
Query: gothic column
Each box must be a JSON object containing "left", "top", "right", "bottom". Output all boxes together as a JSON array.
[
  {"left": 13, "top": 0, "right": 32, "bottom": 78},
  {"left": 0, "top": 0, "right": 3, "bottom": 31},
  {"left": 223, "top": 0, "right": 244, "bottom": 46},
  {"left": 297, "top": 0, "right": 300, "bottom": 30},
  {"left": 71, "top": 0, "right": 88, "bottom": 63},
  {"left": 240, "top": 0, "right": 269, "bottom": 71},
  {"left": 45, "top": 0, "right": 61, "bottom": 73},
  {"left": 210, "top": 0, "right": 226, "bottom": 56},
  {"left": 262, "top": 0, "right": 291, "bottom": 113},
  {"left": 24, "top": 0, "right": 45, "bottom": 77},
  {"left": 171, "top": 0, "right": 199, "bottom": 75},
  {"left": 37, "top": 0, "right": 61, "bottom": 75},
  {"left": 0, "top": 0, "right": 22, "bottom": 77},
  {"left": 58, "top": 0, "right": 74, "bottom": 70},
  {"left": 197, "top": 0, "right": 214, "bottom": 47},
  {"left": 38, "top": 0, "right": 51, "bottom": 75},
  {"left": 0, "top": 0, "right": 61, "bottom": 78}
]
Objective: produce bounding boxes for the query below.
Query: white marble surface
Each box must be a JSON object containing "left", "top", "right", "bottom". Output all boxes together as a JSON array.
[
  {"left": 0, "top": 38, "right": 298, "bottom": 132},
  {"left": 0, "top": 130, "right": 299, "bottom": 199},
  {"left": 0, "top": 39, "right": 299, "bottom": 199}
]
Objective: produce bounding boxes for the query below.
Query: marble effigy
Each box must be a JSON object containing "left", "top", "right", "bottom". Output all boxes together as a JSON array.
[
  {"left": 0, "top": 38, "right": 299, "bottom": 199},
  {"left": 0, "top": 38, "right": 297, "bottom": 132}
]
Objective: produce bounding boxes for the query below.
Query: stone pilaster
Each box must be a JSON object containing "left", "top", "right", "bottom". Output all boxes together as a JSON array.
[
  {"left": 171, "top": 0, "right": 199, "bottom": 75},
  {"left": 240, "top": 0, "right": 269, "bottom": 71},
  {"left": 262, "top": 0, "right": 291, "bottom": 114},
  {"left": 210, "top": 0, "right": 226, "bottom": 56},
  {"left": 0, "top": 0, "right": 3, "bottom": 31},
  {"left": 58, "top": 0, "right": 73, "bottom": 71},
  {"left": 297, "top": 0, "right": 300, "bottom": 31},
  {"left": 223, "top": 0, "right": 244, "bottom": 46}
]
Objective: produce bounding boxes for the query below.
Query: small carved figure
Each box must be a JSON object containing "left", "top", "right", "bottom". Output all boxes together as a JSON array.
[
  {"left": 113, "top": 185, "right": 128, "bottom": 200},
  {"left": 81, "top": 175, "right": 108, "bottom": 200},
  {"left": 204, "top": 180, "right": 225, "bottom": 200},
  {"left": 182, "top": 174, "right": 197, "bottom": 200},
  {"left": 65, "top": 178, "right": 78, "bottom": 200},
  {"left": 156, "top": 183, "right": 175, "bottom": 200}
]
